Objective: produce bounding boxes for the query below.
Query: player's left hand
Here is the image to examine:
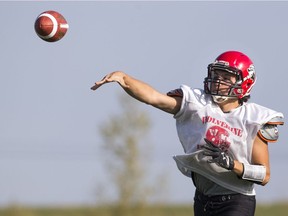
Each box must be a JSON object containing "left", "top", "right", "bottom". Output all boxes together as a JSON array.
[{"left": 202, "top": 138, "right": 234, "bottom": 170}]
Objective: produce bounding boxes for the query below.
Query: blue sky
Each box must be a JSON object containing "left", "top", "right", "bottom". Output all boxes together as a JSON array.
[{"left": 0, "top": 1, "right": 287, "bottom": 206}]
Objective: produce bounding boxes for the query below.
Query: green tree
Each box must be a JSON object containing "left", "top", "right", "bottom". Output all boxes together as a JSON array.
[{"left": 99, "top": 94, "right": 153, "bottom": 215}]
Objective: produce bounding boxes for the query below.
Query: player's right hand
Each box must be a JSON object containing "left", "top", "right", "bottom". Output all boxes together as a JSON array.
[{"left": 90, "top": 71, "right": 127, "bottom": 91}]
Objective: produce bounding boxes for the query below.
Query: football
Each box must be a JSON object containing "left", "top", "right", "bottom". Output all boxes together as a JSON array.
[{"left": 34, "top": 10, "right": 69, "bottom": 42}]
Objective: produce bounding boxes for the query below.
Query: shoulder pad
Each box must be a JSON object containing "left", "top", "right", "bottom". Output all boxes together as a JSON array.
[
  {"left": 258, "top": 124, "right": 279, "bottom": 143},
  {"left": 266, "top": 116, "right": 284, "bottom": 125},
  {"left": 167, "top": 88, "right": 183, "bottom": 98}
]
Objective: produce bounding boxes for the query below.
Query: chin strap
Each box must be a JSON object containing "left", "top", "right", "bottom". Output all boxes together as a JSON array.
[{"left": 212, "top": 95, "right": 229, "bottom": 103}]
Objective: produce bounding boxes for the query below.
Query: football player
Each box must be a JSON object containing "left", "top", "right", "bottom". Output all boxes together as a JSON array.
[{"left": 91, "top": 51, "right": 284, "bottom": 216}]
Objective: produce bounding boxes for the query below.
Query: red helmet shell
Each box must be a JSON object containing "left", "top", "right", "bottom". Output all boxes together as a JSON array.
[{"left": 213, "top": 51, "right": 256, "bottom": 98}]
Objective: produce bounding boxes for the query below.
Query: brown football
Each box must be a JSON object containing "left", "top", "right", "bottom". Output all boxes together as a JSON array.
[{"left": 34, "top": 10, "right": 69, "bottom": 42}]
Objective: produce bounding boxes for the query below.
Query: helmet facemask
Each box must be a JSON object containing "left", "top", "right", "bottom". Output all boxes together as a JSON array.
[{"left": 204, "top": 64, "right": 243, "bottom": 103}]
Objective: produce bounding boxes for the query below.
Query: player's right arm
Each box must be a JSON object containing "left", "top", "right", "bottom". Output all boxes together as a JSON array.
[{"left": 91, "top": 71, "right": 182, "bottom": 115}]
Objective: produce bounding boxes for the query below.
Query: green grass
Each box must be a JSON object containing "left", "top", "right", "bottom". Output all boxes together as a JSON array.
[
  {"left": 0, "top": 203, "right": 287, "bottom": 216},
  {"left": 255, "top": 203, "right": 288, "bottom": 216}
]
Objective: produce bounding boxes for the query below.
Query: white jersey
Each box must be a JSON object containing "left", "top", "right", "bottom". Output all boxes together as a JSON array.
[{"left": 172, "top": 85, "right": 284, "bottom": 195}]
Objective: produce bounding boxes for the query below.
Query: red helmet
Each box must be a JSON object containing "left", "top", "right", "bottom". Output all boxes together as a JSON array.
[{"left": 204, "top": 50, "right": 256, "bottom": 99}]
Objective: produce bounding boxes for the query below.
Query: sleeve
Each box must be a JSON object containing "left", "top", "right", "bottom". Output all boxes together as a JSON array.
[
  {"left": 167, "top": 88, "right": 183, "bottom": 98},
  {"left": 173, "top": 85, "right": 210, "bottom": 120}
]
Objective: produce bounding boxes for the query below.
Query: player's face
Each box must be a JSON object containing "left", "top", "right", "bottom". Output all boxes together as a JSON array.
[{"left": 210, "top": 70, "right": 237, "bottom": 95}]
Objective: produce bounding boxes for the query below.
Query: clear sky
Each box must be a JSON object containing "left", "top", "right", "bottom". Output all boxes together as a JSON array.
[{"left": 0, "top": 1, "right": 287, "bottom": 207}]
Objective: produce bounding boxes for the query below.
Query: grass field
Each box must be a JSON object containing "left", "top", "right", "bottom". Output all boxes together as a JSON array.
[{"left": 1, "top": 203, "right": 288, "bottom": 216}]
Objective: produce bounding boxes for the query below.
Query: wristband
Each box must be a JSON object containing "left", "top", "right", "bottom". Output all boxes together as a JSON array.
[{"left": 242, "top": 163, "right": 266, "bottom": 183}]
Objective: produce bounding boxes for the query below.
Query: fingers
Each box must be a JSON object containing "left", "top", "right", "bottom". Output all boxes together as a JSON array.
[
  {"left": 90, "top": 75, "right": 112, "bottom": 91},
  {"left": 203, "top": 151, "right": 220, "bottom": 164},
  {"left": 90, "top": 83, "right": 101, "bottom": 91},
  {"left": 90, "top": 72, "right": 123, "bottom": 91},
  {"left": 203, "top": 150, "right": 219, "bottom": 157},
  {"left": 204, "top": 138, "right": 215, "bottom": 146},
  {"left": 202, "top": 143, "right": 219, "bottom": 152},
  {"left": 90, "top": 80, "right": 106, "bottom": 91}
]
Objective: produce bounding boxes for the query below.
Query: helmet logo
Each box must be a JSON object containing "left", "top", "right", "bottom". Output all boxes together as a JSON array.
[{"left": 247, "top": 64, "right": 255, "bottom": 80}]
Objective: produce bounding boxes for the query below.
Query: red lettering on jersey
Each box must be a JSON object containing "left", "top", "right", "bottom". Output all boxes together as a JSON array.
[{"left": 202, "top": 115, "right": 243, "bottom": 137}]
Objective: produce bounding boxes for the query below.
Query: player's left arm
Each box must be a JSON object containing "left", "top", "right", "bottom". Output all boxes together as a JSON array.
[
  {"left": 204, "top": 118, "right": 283, "bottom": 185},
  {"left": 232, "top": 135, "right": 270, "bottom": 186},
  {"left": 251, "top": 135, "right": 270, "bottom": 185},
  {"left": 234, "top": 118, "right": 284, "bottom": 186},
  {"left": 251, "top": 117, "right": 284, "bottom": 185},
  {"left": 203, "top": 136, "right": 270, "bottom": 185}
]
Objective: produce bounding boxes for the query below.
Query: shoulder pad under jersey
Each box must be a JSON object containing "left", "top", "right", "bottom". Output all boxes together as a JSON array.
[
  {"left": 258, "top": 116, "right": 284, "bottom": 143},
  {"left": 167, "top": 88, "right": 183, "bottom": 98},
  {"left": 265, "top": 116, "right": 284, "bottom": 125}
]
